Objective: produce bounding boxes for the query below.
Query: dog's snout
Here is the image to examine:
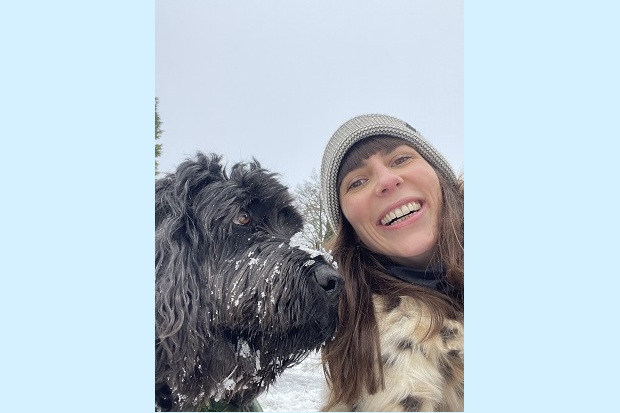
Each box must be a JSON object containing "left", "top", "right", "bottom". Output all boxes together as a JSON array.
[{"left": 313, "top": 266, "right": 344, "bottom": 297}]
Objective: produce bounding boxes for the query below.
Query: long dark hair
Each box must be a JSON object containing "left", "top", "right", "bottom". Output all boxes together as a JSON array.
[{"left": 321, "top": 137, "right": 464, "bottom": 409}]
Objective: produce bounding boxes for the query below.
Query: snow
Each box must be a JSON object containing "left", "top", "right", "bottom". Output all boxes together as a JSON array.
[
  {"left": 257, "top": 351, "right": 326, "bottom": 412},
  {"left": 289, "top": 232, "right": 338, "bottom": 270}
]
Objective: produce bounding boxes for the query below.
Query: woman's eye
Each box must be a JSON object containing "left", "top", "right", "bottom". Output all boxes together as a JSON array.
[
  {"left": 348, "top": 179, "right": 366, "bottom": 190},
  {"left": 392, "top": 155, "right": 412, "bottom": 166},
  {"left": 234, "top": 210, "right": 251, "bottom": 225}
]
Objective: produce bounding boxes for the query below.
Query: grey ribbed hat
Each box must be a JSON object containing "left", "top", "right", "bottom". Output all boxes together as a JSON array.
[{"left": 320, "top": 114, "right": 457, "bottom": 230}]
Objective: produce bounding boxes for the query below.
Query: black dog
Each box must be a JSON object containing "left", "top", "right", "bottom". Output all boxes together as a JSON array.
[{"left": 155, "top": 153, "right": 343, "bottom": 411}]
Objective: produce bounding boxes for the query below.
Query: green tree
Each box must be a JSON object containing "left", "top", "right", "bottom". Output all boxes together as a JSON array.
[
  {"left": 292, "top": 169, "right": 334, "bottom": 249},
  {"left": 155, "top": 97, "right": 163, "bottom": 176}
]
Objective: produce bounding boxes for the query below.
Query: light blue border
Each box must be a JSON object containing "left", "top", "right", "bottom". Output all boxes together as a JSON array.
[
  {"left": 466, "top": 1, "right": 620, "bottom": 411},
  {"left": 2, "top": 2, "right": 154, "bottom": 411}
]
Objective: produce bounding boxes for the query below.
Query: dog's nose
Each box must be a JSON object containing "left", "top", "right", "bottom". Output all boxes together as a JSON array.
[{"left": 313, "top": 265, "right": 344, "bottom": 297}]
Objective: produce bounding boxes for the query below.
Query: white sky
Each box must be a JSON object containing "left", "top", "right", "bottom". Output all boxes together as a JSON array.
[{"left": 156, "top": 0, "right": 463, "bottom": 189}]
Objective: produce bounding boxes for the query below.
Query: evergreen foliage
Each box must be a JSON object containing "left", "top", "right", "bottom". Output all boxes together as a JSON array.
[{"left": 155, "top": 97, "right": 163, "bottom": 176}]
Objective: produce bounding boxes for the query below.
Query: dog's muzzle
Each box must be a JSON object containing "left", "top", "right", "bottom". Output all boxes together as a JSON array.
[{"left": 311, "top": 265, "right": 344, "bottom": 304}]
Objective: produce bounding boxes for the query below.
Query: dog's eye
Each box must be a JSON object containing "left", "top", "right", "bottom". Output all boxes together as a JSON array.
[{"left": 234, "top": 210, "right": 251, "bottom": 225}]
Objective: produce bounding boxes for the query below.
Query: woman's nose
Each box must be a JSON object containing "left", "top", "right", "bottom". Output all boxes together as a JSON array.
[{"left": 375, "top": 167, "right": 403, "bottom": 195}]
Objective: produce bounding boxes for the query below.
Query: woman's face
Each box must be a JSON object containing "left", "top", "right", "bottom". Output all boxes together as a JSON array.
[{"left": 339, "top": 144, "right": 442, "bottom": 268}]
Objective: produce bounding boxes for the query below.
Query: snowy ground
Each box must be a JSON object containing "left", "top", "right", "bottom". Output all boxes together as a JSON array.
[{"left": 257, "top": 350, "right": 326, "bottom": 412}]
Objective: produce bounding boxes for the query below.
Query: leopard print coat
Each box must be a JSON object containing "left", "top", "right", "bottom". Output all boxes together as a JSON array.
[{"left": 325, "top": 294, "right": 464, "bottom": 412}]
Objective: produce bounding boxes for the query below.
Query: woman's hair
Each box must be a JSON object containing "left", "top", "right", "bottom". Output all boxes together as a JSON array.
[{"left": 321, "top": 136, "right": 464, "bottom": 410}]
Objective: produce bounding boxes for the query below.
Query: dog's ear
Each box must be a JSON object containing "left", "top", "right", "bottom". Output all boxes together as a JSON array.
[
  {"left": 155, "top": 152, "right": 226, "bottom": 226},
  {"left": 155, "top": 152, "right": 226, "bottom": 261},
  {"left": 156, "top": 153, "right": 224, "bottom": 378}
]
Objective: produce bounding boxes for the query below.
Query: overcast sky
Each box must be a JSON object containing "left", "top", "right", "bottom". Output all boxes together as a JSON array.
[{"left": 156, "top": 0, "right": 463, "bottom": 189}]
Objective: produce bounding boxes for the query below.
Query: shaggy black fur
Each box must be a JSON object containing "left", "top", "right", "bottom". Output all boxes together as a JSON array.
[{"left": 155, "top": 153, "right": 343, "bottom": 411}]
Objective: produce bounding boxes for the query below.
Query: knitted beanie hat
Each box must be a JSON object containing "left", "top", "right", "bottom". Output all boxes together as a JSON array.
[{"left": 320, "top": 114, "right": 457, "bottom": 230}]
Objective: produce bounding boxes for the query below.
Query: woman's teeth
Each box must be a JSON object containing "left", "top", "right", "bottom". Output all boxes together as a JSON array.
[{"left": 381, "top": 201, "right": 421, "bottom": 226}]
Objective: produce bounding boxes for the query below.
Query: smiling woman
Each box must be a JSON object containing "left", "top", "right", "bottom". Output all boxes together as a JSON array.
[{"left": 319, "top": 114, "right": 464, "bottom": 412}]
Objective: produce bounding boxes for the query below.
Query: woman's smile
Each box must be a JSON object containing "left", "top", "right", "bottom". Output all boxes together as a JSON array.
[{"left": 378, "top": 199, "right": 423, "bottom": 227}]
